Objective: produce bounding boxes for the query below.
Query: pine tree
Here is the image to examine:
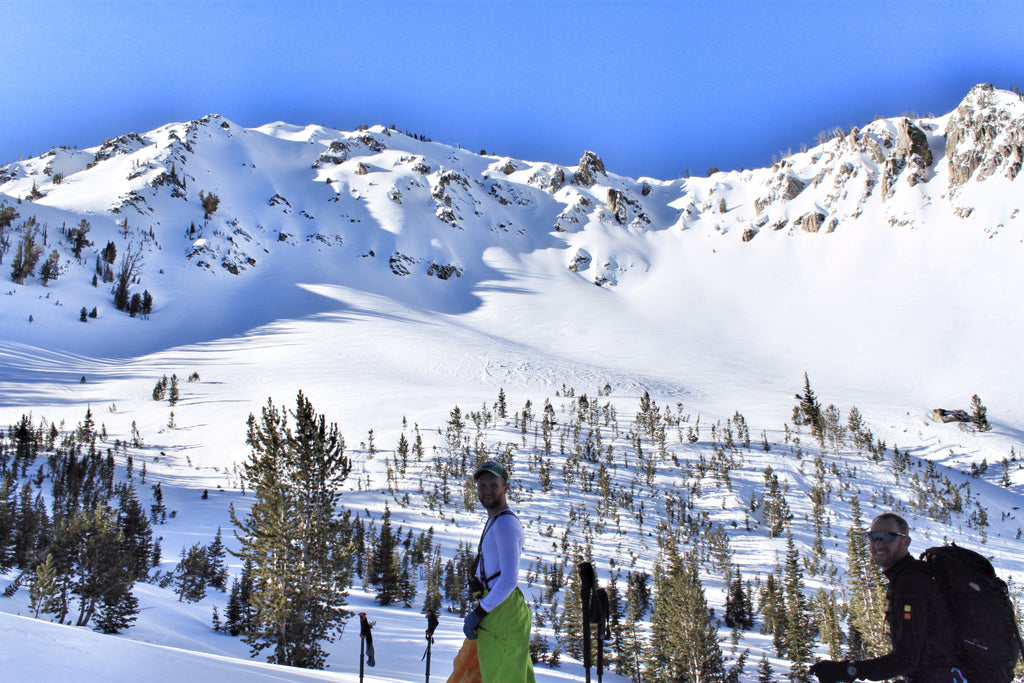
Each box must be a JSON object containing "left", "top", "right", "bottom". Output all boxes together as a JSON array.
[
  {"left": 175, "top": 542, "right": 211, "bottom": 602},
  {"left": 39, "top": 250, "right": 60, "bottom": 285},
  {"left": 757, "top": 654, "right": 775, "bottom": 683},
  {"left": 94, "top": 579, "right": 139, "bottom": 634},
  {"left": 226, "top": 558, "right": 255, "bottom": 637},
  {"left": 152, "top": 376, "right": 166, "bottom": 401},
  {"left": 760, "top": 570, "right": 786, "bottom": 651},
  {"left": 844, "top": 496, "right": 887, "bottom": 660},
  {"left": 792, "top": 372, "right": 824, "bottom": 440},
  {"left": 724, "top": 571, "right": 754, "bottom": 631},
  {"left": 558, "top": 553, "right": 586, "bottom": 660},
  {"left": 0, "top": 475, "right": 15, "bottom": 571},
  {"left": 422, "top": 550, "right": 443, "bottom": 614},
  {"left": 496, "top": 387, "right": 508, "bottom": 419},
  {"left": 10, "top": 225, "right": 42, "bottom": 285},
  {"left": 814, "top": 588, "right": 844, "bottom": 659},
  {"left": 29, "top": 552, "right": 61, "bottom": 619},
  {"left": 168, "top": 374, "right": 179, "bottom": 406},
  {"left": 646, "top": 549, "right": 726, "bottom": 682},
  {"left": 782, "top": 534, "right": 814, "bottom": 682},
  {"left": 230, "top": 392, "right": 353, "bottom": 669},
  {"left": 115, "top": 484, "right": 153, "bottom": 581},
  {"left": 970, "top": 394, "right": 991, "bottom": 432},
  {"left": 206, "top": 527, "right": 228, "bottom": 591},
  {"left": 368, "top": 506, "right": 402, "bottom": 605},
  {"left": 762, "top": 466, "right": 791, "bottom": 537},
  {"left": 69, "top": 218, "right": 92, "bottom": 259},
  {"left": 52, "top": 506, "right": 136, "bottom": 628},
  {"left": 113, "top": 243, "right": 142, "bottom": 311}
]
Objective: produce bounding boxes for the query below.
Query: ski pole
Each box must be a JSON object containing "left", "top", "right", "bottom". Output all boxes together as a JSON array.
[
  {"left": 579, "top": 562, "right": 595, "bottom": 683},
  {"left": 594, "top": 588, "right": 609, "bottom": 683},
  {"left": 423, "top": 609, "right": 439, "bottom": 683},
  {"left": 358, "top": 612, "right": 375, "bottom": 681},
  {"left": 359, "top": 630, "right": 365, "bottom": 683}
]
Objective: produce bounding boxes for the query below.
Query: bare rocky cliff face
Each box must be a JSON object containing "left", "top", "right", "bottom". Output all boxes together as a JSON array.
[{"left": 946, "top": 83, "right": 1024, "bottom": 189}]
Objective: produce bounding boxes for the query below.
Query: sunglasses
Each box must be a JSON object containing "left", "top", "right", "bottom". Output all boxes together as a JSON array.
[{"left": 868, "top": 531, "right": 907, "bottom": 543}]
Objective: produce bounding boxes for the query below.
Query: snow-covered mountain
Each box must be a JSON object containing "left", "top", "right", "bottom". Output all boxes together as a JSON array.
[{"left": 1, "top": 84, "right": 1023, "bottom": 682}]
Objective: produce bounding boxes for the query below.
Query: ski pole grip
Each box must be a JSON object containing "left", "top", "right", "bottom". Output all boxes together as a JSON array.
[{"left": 579, "top": 561, "right": 595, "bottom": 593}]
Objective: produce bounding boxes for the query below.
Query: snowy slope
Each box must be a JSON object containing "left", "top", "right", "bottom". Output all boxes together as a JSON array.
[{"left": 1, "top": 84, "right": 1023, "bottom": 682}]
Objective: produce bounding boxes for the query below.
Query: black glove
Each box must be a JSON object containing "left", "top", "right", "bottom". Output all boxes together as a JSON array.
[
  {"left": 462, "top": 604, "right": 488, "bottom": 639},
  {"left": 809, "top": 659, "right": 855, "bottom": 683}
]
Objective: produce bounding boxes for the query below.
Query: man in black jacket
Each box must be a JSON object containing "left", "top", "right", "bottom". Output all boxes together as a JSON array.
[{"left": 810, "top": 513, "right": 963, "bottom": 683}]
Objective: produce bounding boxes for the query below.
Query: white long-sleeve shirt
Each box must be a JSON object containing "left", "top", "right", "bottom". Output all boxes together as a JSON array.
[{"left": 475, "top": 509, "right": 524, "bottom": 612}]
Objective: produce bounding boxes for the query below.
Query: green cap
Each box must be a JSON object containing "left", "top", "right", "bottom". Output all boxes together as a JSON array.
[{"left": 474, "top": 460, "right": 508, "bottom": 481}]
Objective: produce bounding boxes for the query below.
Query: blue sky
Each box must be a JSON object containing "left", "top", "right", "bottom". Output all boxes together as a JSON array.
[{"left": 2, "top": 1, "right": 1023, "bottom": 180}]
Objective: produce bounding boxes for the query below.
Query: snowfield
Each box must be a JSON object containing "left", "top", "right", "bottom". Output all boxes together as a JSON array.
[{"left": 1, "top": 85, "right": 1023, "bottom": 682}]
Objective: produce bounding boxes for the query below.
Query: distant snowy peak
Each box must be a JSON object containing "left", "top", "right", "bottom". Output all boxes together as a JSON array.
[{"left": 1, "top": 84, "right": 1022, "bottom": 289}]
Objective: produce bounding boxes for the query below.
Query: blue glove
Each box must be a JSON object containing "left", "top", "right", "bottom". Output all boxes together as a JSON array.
[{"left": 463, "top": 604, "right": 488, "bottom": 639}]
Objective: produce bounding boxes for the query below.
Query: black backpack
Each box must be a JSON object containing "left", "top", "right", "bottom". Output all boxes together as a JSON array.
[{"left": 920, "top": 543, "right": 1024, "bottom": 682}]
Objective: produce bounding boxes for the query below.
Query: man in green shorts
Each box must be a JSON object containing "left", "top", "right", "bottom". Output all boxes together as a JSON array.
[{"left": 462, "top": 460, "right": 536, "bottom": 683}]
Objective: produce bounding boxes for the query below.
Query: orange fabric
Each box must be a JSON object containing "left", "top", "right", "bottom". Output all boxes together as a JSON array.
[{"left": 446, "top": 638, "right": 483, "bottom": 683}]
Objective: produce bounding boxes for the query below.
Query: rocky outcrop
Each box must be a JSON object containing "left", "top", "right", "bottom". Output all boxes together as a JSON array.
[
  {"left": 755, "top": 172, "right": 806, "bottom": 215},
  {"left": 607, "top": 188, "right": 647, "bottom": 226},
  {"left": 930, "top": 408, "right": 970, "bottom": 423},
  {"left": 314, "top": 141, "right": 349, "bottom": 168},
  {"left": 572, "top": 151, "right": 605, "bottom": 187},
  {"left": 427, "top": 263, "right": 462, "bottom": 279},
  {"left": 946, "top": 84, "right": 1024, "bottom": 190},
  {"left": 794, "top": 211, "right": 827, "bottom": 233},
  {"left": 896, "top": 118, "right": 933, "bottom": 167}
]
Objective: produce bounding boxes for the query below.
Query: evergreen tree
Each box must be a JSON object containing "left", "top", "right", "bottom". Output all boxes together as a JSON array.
[
  {"left": 814, "top": 588, "right": 844, "bottom": 659},
  {"left": 782, "top": 533, "right": 814, "bottom": 682},
  {"left": 69, "top": 218, "right": 92, "bottom": 259},
  {"left": 39, "top": 250, "right": 60, "bottom": 285},
  {"left": 153, "top": 375, "right": 168, "bottom": 401},
  {"left": 206, "top": 527, "right": 228, "bottom": 591},
  {"left": 558, "top": 553, "right": 586, "bottom": 660},
  {"left": 844, "top": 496, "right": 887, "bottom": 659},
  {"left": 970, "top": 394, "right": 991, "bottom": 432},
  {"left": 646, "top": 549, "right": 726, "bottom": 683},
  {"left": 762, "top": 466, "right": 791, "bottom": 537},
  {"left": 226, "top": 557, "right": 255, "bottom": 637},
  {"left": 10, "top": 225, "right": 42, "bottom": 285},
  {"left": 29, "top": 552, "right": 61, "bottom": 619},
  {"left": 367, "top": 506, "right": 402, "bottom": 605},
  {"left": 115, "top": 484, "right": 153, "bottom": 581},
  {"left": 759, "top": 571, "right": 786, "bottom": 651},
  {"left": 422, "top": 550, "right": 442, "bottom": 614},
  {"left": 175, "top": 542, "right": 211, "bottom": 602},
  {"left": 94, "top": 579, "right": 139, "bottom": 634},
  {"left": 113, "top": 243, "right": 143, "bottom": 312},
  {"left": 757, "top": 654, "right": 775, "bottom": 683},
  {"left": 496, "top": 387, "right": 507, "bottom": 419},
  {"left": 199, "top": 190, "right": 220, "bottom": 219},
  {"left": 168, "top": 374, "right": 180, "bottom": 406},
  {"left": 52, "top": 506, "right": 137, "bottom": 628},
  {"left": 792, "top": 372, "right": 824, "bottom": 440},
  {"left": 129, "top": 292, "right": 142, "bottom": 317},
  {"left": 101, "top": 240, "right": 117, "bottom": 265},
  {"left": 724, "top": 571, "right": 754, "bottom": 631},
  {"left": 0, "top": 475, "right": 15, "bottom": 571},
  {"left": 230, "top": 392, "right": 353, "bottom": 669}
]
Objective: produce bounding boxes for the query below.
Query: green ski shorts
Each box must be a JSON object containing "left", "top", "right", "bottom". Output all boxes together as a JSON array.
[{"left": 477, "top": 587, "right": 536, "bottom": 683}]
